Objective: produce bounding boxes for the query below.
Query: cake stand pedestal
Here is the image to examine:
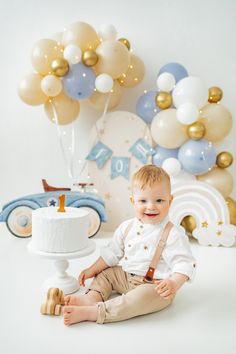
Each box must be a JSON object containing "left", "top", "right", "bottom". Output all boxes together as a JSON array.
[{"left": 28, "top": 240, "right": 95, "bottom": 295}]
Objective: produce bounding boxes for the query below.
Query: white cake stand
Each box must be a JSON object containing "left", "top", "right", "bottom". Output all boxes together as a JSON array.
[{"left": 28, "top": 240, "right": 95, "bottom": 295}]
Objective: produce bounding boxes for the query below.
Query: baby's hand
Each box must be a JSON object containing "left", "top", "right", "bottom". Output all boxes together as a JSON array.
[{"left": 154, "top": 279, "right": 177, "bottom": 300}]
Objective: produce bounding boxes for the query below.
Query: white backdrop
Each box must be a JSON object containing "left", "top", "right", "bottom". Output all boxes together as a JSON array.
[{"left": 0, "top": 0, "right": 235, "bottom": 222}]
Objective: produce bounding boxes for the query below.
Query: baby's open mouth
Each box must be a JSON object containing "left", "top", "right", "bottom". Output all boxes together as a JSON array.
[{"left": 145, "top": 213, "right": 158, "bottom": 217}]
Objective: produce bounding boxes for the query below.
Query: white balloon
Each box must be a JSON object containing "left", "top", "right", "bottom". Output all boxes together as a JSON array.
[
  {"left": 170, "top": 169, "right": 196, "bottom": 186},
  {"left": 98, "top": 24, "right": 117, "bottom": 41},
  {"left": 63, "top": 44, "right": 81, "bottom": 65},
  {"left": 162, "top": 158, "right": 181, "bottom": 176},
  {"left": 172, "top": 76, "right": 208, "bottom": 108},
  {"left": 95, "top": 74, "right": 114, "bottom": 93},
  {"left": 156, "top": 72, "right": 175, "bottom": 92},
  {"left": 41, "top": 75, "right": 62, "bottom": 97},
  {"left": 176, "top": 102, "right": 199, "bottom": 124}
]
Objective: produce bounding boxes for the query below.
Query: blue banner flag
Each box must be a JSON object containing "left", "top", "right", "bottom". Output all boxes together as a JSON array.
[
  {"left": 111, "top": 157, "right": 130, "bottom": 180},
  {"left": 86, "top": 141, "right": 113, "bottom": 169},
  {"left": 129, "top": 139, "right": 154, "bottom": 164}
]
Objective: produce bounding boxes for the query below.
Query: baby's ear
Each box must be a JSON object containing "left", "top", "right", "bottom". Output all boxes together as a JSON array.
[{"left": 130, "top": 195, "right": 134, "bottom": 204}]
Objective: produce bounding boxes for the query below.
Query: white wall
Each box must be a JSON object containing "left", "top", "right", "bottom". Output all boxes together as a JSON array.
[{"left": 0, "top": 0, "right": 235, "bottom": 208}]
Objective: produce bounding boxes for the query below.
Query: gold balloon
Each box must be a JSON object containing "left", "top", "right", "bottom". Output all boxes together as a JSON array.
[
  {"left": 181, "top": 215, "right": 196, "bottom": 235},
  {"left": 199, "top": 103, "right": 232, "bottom": 142},
  {"left": 155, "top": 92, "right": 172, "bottom": 109},
  {"left": 89, "top": 80, "right": 122, "bottom": 111},
  {"left": 82, "top": 50, "right": 98, "bottom": 66},
  {"left": 197, "top": 166, "right": 234, "bottom": 198},
  {"left": 118, "top": 38, "right": 131, "bottom": 50},
  {"left": 51, "top": 58, "right": 69, "bottom": 77},
  {"left": 117, "top": 54, "right": 145, "bottom": 87},
  {"left": 187, "top": 121, "right": 206, "bottom": 140},
  {"left": 225, "top": 197, "right": 236, "bottom": 225},
  {"left": 208, "top": 86, "right": 223, "bottom": 103},
  {"left": 216, "top": 151, "right": 233, "bottom": 168},
  {"left": 44, "top": 91, "right": 80, "bottom": 125},
  {"left": 18, "top": 73, "right": 48, "bottom": 106}
]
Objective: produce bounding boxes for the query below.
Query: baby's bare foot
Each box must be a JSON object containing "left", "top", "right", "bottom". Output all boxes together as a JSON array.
[
  {"left": 64, "top": 294, "right": 97, "bottom": 306},
  {"left": 63, "top": 306, "right": 97, "bottom": 326}
]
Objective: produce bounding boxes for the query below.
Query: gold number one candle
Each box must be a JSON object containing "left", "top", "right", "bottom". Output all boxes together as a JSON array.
[{"left": 57, "top": 194, "right": 66, "bottom": 212}]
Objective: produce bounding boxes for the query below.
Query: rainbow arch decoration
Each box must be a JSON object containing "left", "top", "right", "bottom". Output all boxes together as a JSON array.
[{"left": 169, "top": 180, "right": 236, "bottom": 247}]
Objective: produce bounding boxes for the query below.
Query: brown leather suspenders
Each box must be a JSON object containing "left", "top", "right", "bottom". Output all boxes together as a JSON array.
[
  {"left": 123, "top": 220, "right": 173, "bottom": 282},
  {"left": 144, "top": 221, "right": 173, "bottom": 282}
]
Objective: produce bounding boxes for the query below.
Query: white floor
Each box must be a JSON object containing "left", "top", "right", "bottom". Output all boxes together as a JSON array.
[{"left": 1, "top": 223, "right": 236, "bottom": 354}]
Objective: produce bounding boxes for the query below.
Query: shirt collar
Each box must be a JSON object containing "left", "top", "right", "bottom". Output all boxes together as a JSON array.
[{"left": 135, "top": 216, "right": 169, "bottom": 230}]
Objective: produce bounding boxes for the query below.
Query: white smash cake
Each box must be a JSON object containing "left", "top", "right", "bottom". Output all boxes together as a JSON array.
[{"left": 32, "top": 207, "right": 89, "bottom": 253}]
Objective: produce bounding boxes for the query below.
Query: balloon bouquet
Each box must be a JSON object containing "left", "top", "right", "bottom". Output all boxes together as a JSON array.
[
  {"left": 18, "top": 21, "right": 145, "bottom": 177},
  {"left": 136, "top": 62, "right": 235, "bottom": 230}
]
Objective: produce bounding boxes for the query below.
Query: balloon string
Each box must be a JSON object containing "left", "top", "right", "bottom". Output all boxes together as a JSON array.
[
  {"left": 78, "top": 92, "right": 112, "bottom": 180},
  {"left": 95, "top": 92, "right": 111, "bottom": 140},
  {"left": 51, "top": 92, "right": 111, "bottom": 183},
  {"left": 51, "top": 101, "right": 75, "bottom": 179}
]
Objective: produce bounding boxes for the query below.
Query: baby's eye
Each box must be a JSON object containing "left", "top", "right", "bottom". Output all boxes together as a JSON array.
[
  {"left": 140, "top": 199, "right": 147, "bottom": 203},
  {"left": 156, "top": 199, "right": 164, "bottom": 203}
]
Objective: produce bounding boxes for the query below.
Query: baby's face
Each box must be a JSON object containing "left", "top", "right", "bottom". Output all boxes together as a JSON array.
[{"left": 131, "top": 181, "right": 172, "bottom": 225}]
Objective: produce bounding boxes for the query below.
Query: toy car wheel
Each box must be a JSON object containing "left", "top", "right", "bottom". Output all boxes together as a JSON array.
[
  {"left": 79, "top": 207, "right": 101, "bottom": 238},
  {"left": 6, "top": 205, "right": 34, "bottom": 238}
]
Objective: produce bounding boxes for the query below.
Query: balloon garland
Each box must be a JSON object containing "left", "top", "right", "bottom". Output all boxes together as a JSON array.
[
  {"left": 18, "top": 21, "right": 145, "bottom": 121},
  {"left": 135, "top": 62, "right": 235, "bottom": 225},
  {"left": 18, "top": 21, "right": 145, "bottom": 178}
]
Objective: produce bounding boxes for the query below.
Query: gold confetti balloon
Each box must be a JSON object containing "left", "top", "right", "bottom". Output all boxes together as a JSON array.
[
  {"left": 181, "top": 215, "right": 196, "bottom": 235},
  {"left": 216, "top": 151, "right": 233, "bottom": 168},
  {"left": 208, "top": 86, "right": 223, "bottom": 103},
  {"left": 82, "top": 50, "right": 98, "bottom": 66},
  {"left": 187, "top": 121, "right": 206, "bottom": 140},
  {"left": 226, "top": 197, "right": 236, "bottom": 225},
  {"left": 155, "top": 92, "right": 172, "bottom": 109},
  {"left": 118, "top": 38, "right": 131, "bottom": 50},
  {"left": 51, "top": 58, "right": 69, "bottom": 77}
]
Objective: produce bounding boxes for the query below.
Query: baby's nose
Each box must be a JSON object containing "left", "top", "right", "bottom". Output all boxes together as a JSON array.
[{"left": 147, "top": 201, "right": 156, "bottom": 208}]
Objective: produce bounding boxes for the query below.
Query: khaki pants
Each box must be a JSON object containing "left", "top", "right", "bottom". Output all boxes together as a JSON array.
[{"left": 87, "top": 266, "right": 173, "bottom": 324}]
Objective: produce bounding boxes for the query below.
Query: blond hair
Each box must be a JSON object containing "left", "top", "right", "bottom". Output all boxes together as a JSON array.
[{"left": 132, "top": 164, "right": 170, "bottom": 190}]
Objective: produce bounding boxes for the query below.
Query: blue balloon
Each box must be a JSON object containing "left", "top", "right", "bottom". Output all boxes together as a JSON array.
[
  {"left": 178, "top": 139, "right": 217, "bottom": 175},
  {"left": 152, "top": 146, "right": 179, "bottom": 166},
  {"left": 62, "top": 63, "right": 96, "bottom": 100},
  {"left": 136, "top": 91, "right": 160, "bottom": 124},
  {"left": 158, "top": 63, "right": 188, "bottom": 83}
]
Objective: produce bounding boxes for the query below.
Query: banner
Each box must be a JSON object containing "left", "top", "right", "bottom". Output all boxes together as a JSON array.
[{"left": 111, "top": 157, "right": 130, "bottom": 180}]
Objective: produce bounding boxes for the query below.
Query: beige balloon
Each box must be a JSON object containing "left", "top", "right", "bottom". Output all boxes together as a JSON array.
[
  {"left": 18, "top": 72, "right": 48, "bottom": 105},
  {"left": 44, "top": 92, "right": 80, "bottom": 125},
  {"left": 118, "top": 54, "right": 145, "bottom": 87},
  {"left": 31, "top": 39, "right": 64, "bottom": 75},
  {"left": 151, "top": 108, "right": 188, "bottom": 148},
  {"left": 199, "top": 103, "right": 232, "bottom": 142},
  {"left": 89, "top": 80, "right": 122, "bottom": 111},
  {"left": 62, "top": 21, "right": 100, "bottom": 51},
  {"left": 197, "top": 166, "right": 234, "bottom": 198},
  {"left": 95, "top": 40, "right": 130, "bottom": 79}
]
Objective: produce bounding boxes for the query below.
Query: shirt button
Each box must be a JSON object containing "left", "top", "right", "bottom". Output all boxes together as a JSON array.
[
  {"left": 140, "top": 225, "right": 143, "bottom": 228},
  {"left": 137, "top": 232, "right": 140, "bottom": 235},
  {"left": 128, "top": 244, "right": 131, "bottom": 247},
  {"left": 125, "top": 256, "right": 128, "bottom": 260},
  {"left": 144, "top": 246, "right": 148, "bottom": 250}
]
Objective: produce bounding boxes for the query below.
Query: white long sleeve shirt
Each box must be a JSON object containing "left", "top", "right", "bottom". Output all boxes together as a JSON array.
[{"left": 100, "top": 217, "right": 196, "bottom": 281}]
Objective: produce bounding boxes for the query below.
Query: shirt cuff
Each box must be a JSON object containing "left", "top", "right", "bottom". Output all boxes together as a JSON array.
[{"left": 172, "top": 262, "right": 197, "bottom": 282}]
